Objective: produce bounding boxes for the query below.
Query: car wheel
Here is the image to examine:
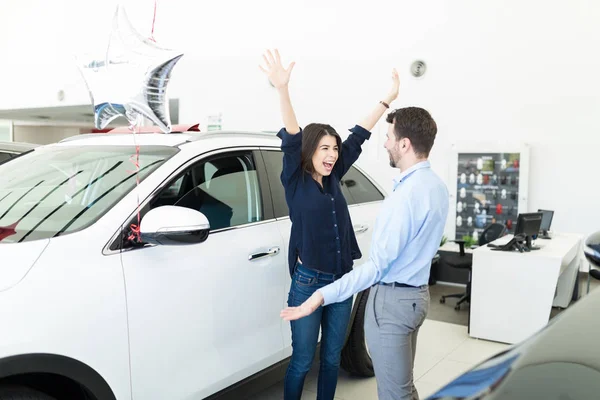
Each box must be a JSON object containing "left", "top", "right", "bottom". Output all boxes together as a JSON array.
[
  {"left": 0, "top": 385, "right": 56, "bottom": 400},
  {"left": 340, "top": 288, "right": 375, "bottom": 377}
]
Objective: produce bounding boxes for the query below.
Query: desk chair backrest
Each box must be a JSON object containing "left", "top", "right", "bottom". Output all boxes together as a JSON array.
[
  {"left": 584, "top": 231, "right": 600, "bottom": 268},
  {"left": 479, "top": 223, "right": 507, "bottom": 246}
]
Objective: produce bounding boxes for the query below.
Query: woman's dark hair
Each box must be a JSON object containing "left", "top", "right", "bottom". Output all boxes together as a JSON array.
[
  {"left": 386, "top": 107, "right": 437, "bottom": 158},
  {"left": 301, "top": 123, "right": 342, "bottom": 176}
]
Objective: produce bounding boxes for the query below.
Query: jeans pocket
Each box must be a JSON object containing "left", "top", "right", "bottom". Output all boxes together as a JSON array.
[
  {"left": 294, "top": 271, "right": 316, "bottom": 287},
  {"left": 290, "top": 278, "right": 319, "bottom": 306}
]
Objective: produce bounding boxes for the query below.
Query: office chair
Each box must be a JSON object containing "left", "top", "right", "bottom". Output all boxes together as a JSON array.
[
  {"left": 584, "top": 231, "right": 600, "bottom": 294},
  {"left": 440, "top": 223, "right": 507, "bottom": 310}
]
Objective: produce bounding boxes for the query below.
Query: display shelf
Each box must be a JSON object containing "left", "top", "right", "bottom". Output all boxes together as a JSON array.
[{"left": 447, "top": 143, "right": 529, "bottom": 241}]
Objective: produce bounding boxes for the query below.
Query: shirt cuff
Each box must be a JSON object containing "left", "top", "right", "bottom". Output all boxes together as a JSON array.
[
  {"left": 318, "top": 285, "right": 338, "bottom": 307},
  {"left": 349, "top": 125, "right": 372, "bottom": 141},
  {"left": 277, "top": 127, "right": 303, "bottom": 146}
]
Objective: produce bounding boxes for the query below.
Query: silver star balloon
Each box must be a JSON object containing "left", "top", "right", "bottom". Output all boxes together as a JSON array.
[{"left": 78, "top": 5, "right": 183, "bottom": 133}]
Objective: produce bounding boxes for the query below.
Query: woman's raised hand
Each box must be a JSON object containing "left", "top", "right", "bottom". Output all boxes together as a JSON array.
[{"left": 259, "top": 49, "right": 296, "bottom": 90}]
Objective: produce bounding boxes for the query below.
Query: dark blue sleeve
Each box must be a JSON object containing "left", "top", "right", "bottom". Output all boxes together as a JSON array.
[
  {"left": 333, "top": 124, "right": 372, "bottom": 179},
  {"left": 277, "top": 127, "right": 303, "bottom": 188}
]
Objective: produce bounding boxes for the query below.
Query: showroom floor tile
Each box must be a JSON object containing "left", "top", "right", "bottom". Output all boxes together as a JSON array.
[{"left": 248, "top": 319, "right": 510, "bottom": 399}]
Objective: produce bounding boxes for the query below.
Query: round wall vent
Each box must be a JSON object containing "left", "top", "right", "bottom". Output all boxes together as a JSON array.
[{"left": 411, "top": 60, "right": 427, "bottom": 78}]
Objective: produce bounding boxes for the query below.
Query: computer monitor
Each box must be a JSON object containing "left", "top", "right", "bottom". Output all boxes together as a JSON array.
[
  {"left": 537, "top": 209, "right": 554, "bottom": 237},
  {"left": 515, "top": 212, "right": 543, "bottom": 250}
]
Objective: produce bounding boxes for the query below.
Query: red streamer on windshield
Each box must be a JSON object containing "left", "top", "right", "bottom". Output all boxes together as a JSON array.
[
  {"left": 127, "top": 122, "right": 142, "bottom": 243},
  {"left": 0, "top": 221, "right": 18, "bottom": 242},
  {"left": 149, "top": 0, "right": 158, "bottom": 42},
  {"left": 126, "top": 1, "right": 159, "bottom": 243}
]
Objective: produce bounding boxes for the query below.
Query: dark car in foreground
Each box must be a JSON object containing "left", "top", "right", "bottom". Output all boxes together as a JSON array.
[{"left": 428, "top": 283, "right": 600, "bottom": 399}]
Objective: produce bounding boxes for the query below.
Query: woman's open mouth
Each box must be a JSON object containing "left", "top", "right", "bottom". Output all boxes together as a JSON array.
[{"left": 323, "top": 161, "right": 334, "bottom": 172}]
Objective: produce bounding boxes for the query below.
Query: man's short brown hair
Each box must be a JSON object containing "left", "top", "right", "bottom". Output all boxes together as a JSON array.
[{"left": 386, "top": 107, "right": 437, "bottom": 158}]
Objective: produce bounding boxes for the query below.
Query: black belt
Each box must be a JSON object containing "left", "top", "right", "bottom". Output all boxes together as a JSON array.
[{"left": 379, "top": 281, "right": 423, "bottom": 288}]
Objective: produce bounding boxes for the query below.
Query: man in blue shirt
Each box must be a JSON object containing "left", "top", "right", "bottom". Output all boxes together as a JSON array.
[{"left": 281, "top": 107, "right": 449, "bottom": 400}]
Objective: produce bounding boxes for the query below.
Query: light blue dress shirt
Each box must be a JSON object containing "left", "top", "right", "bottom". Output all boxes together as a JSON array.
[{"left": 319, "top": 160, "right": 449, "bottom": 306}]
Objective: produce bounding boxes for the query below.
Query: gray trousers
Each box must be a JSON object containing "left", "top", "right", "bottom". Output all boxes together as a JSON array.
[{"left": 365, "top": 283, "right": 430, "bottom": 400}]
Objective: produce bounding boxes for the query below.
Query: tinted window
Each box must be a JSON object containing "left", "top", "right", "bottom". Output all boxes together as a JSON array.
[
  {"left": 0, "top": 145, "right": 177, "bottom": 243},
  {"left": 261, "top": 149, "right": 383, "bottom": 217},
  {"left": 151, "top": 151, "right": 263, "bottom": 231},
  {"left": 340, "top": 167, "right": 384, "bottom": 205},
  {"left": 261, "top": 150, "right": 288, "bottom": 218},
  {"left": 0, "top": 152, "right": 12, "bottom": 165}
]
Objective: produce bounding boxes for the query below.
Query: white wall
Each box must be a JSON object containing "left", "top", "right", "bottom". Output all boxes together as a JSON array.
[
  {"left": 0, "top": 0, "right": 599, "bottom": 236},
  {"left": 13, "top": 125, "right": 81, "bottom": 145}
]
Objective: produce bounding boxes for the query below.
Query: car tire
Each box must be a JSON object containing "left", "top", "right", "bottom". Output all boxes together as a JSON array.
[
  {"left": 340, "top": 288, "right": 375, "bottom": 377},
  {"left": 0, "top": 385, "right": 56, "bottom": 400}
]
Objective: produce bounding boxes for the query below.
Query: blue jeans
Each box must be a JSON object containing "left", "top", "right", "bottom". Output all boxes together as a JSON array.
[{"left": 284, "top": 263, "right": 353, "bottom": 400}]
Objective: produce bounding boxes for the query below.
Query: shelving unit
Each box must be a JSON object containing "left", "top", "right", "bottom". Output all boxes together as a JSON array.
[{"left": 447, "top": 143, "right": 529, "bottom": 241}]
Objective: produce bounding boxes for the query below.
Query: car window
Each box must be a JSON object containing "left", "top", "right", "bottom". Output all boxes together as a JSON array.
[
  {"left": 261, "top": 149, "right": 384, "bottom": 218},
  {"left": 0, "top": 145, "right": 178, "bottom": 243},
  {"left": 260, "top": 150, "right": 288, "bottom": 218},
  {"left": 339, "top": 166, "right": 384, "bottom": 205},
  {"left": 0, "top": 152, "right": 12, "bottom": 165},
  {"left": 150, "top": 151, "right": 263, "bottom": 231}
]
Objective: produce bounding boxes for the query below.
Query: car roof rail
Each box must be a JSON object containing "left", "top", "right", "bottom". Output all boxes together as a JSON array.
[{"left": 59, "top": 124, "right": 202, "bottom": 143}]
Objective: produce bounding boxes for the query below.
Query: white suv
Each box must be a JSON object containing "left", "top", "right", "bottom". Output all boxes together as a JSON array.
[{"left": 0, "top": 127, "right": 385, "bottom": 400}]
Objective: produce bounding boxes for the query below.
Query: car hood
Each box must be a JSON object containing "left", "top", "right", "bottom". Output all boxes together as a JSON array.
[{"left": 0, "top": 240, "right": 49, "bottom": 292}]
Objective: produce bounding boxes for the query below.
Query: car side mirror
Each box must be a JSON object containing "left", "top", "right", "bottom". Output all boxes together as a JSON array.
[{"left": 140, "top": 205, "right": 210, "bottom": 245}]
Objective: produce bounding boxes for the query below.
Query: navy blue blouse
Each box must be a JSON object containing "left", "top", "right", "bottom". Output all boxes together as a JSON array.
[{"left": 277, "top": 125, "right": 371, "bottom": 277}]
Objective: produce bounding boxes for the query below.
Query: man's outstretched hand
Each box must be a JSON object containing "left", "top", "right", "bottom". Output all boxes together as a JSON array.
[{"left": 280, "top": 291, "right": 324, "bottom": 321}]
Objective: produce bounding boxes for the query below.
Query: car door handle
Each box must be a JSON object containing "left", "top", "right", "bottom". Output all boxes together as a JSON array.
[
  {"left": 249, "top": 246, "right": 280, "bottom": 261},
  {"left": 354, "top": 224, "right": 369, "bottom": 234}
]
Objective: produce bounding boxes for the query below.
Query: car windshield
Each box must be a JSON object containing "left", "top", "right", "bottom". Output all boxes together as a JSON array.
[{"left": 0, "top": 145, "right": 178, "bottom": 244}]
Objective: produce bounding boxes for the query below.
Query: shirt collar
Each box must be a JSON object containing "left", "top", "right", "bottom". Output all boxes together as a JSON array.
[{"left": 392, "top": 160, "right": 431, "bottom": 191}]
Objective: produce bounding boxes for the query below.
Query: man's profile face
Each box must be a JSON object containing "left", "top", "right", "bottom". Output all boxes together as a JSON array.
[{"left": 385, "top": 123, "right": 401, "bottom": 168}]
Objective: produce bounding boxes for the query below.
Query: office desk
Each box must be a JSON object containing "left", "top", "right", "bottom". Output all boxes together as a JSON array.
[{"left": 469, "top": 232, "right": 583, "bottom": 344}]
